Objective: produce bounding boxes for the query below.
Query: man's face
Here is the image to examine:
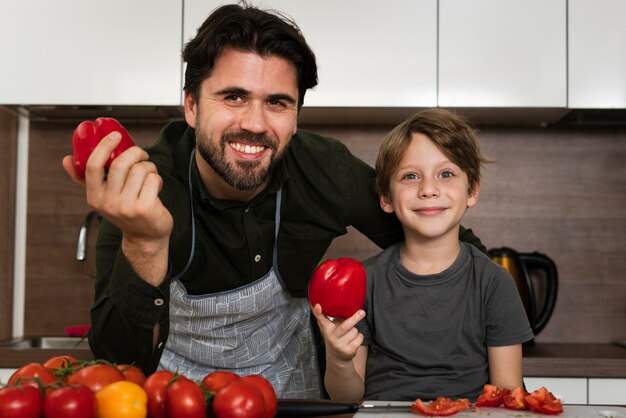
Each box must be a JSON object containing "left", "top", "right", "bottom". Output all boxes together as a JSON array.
[{"left": 184, "top": 48, "right": 299, "bottom": 198}]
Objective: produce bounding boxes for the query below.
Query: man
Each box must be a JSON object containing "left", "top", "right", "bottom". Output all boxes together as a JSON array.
[{"left": 63, "top": 3, "right": 484, "bottom": 398}]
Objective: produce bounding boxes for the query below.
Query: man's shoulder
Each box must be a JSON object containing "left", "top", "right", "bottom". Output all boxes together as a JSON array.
[{"left": 290, "top": 129, "right": 349, "bottom": 156}]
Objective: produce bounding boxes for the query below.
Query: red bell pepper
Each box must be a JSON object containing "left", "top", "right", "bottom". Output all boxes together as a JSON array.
[
  {"left": 524, "top": 386, "right": 563, "bottom": 415},
  {"left": 308, "top": 257, "right": 366, "bottom": 319},
  {"left": 475, "top": 384, "right": 509, "bottom": 407},
  {"left": 71, "top": 117, "right": 135, "bottom": 179}
]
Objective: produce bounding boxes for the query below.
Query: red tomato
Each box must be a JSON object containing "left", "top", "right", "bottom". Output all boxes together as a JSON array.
[
  {"left": 67, "top": 363, "right": 125, "bottom": 393},
  {"left": 143, "top": 370, "right": 175, "bottom": 418},
  {"left": 202, "top": 371, "right": 240, "bottom": 393},
  {"left": 44, "top": 384, "right": 97, "bottom": 418},
  {"left": 410, "top": 397, "right": 471, "bottom": 417},
  {"left": 0, "top": 385, "right": 44, "bottom": 418},
  {"left": 165, "top": 376, "right": 207, "bottom": 418},
  {"left": 475, "top": 384, "right": 509, "bottom": 407},
  {"left": 240, "top": 375, "right": 278, "bottom": 418},
  {"left": 525, "top": 386, "right": 563, "bottom": 415},
  {"left": 117, "top": 364, "right": 146, "bottom": 385},
  {"left": 8, "top": 362, "right": 58, "bottom": 387},
  {"left": 308, "top": 257, "right": 366, "bottom": 318},
  {"left": 43, "top": 355, "right": 79, "bottom": 370},
  {"left": 212, "top": 379, "right": 266, "bottom": 418},
  {"left": 503, "top": 386, "right": 528, "bottom": 410}
]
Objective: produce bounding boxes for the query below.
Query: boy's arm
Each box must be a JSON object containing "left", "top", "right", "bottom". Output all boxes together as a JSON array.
[
  {"left": 312, "top": 305, "right": 367, "bottom": 400},
  {"left": 487, "top": 344, "right": 524, "bottom": 389}
]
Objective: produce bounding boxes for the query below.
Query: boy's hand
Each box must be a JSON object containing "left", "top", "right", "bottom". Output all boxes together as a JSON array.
[{"left": 312, "top": 303, "right": 365, "bottom": 362}]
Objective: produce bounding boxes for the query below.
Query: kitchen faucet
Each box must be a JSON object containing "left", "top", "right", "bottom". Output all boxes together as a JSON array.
[{"left": 76, "top": 210, "right": 102, "bottom": 261}]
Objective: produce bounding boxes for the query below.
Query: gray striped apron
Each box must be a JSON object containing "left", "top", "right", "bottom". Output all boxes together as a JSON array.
[{"left": 158, "top": 151, "right": 322, "bottom": 399}]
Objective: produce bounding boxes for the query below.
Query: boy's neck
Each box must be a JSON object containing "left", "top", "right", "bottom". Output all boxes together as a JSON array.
[{"left": 400, "top": 231, "right": 461, "bottom": 275}]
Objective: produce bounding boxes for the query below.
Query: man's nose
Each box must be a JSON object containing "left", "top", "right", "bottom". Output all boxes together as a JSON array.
[{"left": 240, "top": 103, "right": 268, "bottom": 133}]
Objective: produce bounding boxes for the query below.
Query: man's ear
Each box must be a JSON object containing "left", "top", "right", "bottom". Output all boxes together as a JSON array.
[
  {"left": 467, "top": 180, "right": 481, "bottom": 208},
  {"left": 183, "top": 91, "right": 197, "bottom": 128},
  {"left": 380, "top": 194, "right": 395, "bottom": 214}
]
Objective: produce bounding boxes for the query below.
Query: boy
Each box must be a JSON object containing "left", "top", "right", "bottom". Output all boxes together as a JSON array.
[{"left": 312, "top": 108, "right": 533, "bottom": 401}]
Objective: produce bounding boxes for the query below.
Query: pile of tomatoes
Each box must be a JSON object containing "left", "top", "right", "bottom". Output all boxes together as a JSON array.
[
  {"left": 0, "top": 356, "right": 277, "bottom": 418},
  {"left": 411, "top": 384, "right": 564, "bottom": 416}
]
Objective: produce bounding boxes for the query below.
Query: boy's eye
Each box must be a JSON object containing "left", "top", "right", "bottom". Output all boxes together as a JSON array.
[
  {"left": 402, "top": 173, "right": 418, "bottom": 180},
  {"left": 440, "top": 170, "right": 454, "bottom": 179}
]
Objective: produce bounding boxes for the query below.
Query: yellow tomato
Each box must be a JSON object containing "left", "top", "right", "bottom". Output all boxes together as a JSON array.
[{"left": 95, "top": 380, "right": 148, "bottom": 418}]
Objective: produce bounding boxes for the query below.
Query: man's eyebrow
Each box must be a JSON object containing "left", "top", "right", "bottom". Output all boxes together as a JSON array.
[
  {"left": 268, "top": 93, "right": 297, "bottom": 105},
  {"left": 215, "top": 87, "right": 250, "bottom": 96}
]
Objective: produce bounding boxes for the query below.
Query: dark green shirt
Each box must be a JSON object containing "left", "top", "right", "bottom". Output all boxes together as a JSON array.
[{"left": 90, "top": 121, "right": 486, "bottom": 374}]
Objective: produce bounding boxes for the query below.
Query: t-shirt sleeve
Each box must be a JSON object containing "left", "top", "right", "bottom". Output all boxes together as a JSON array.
[{"left": 484, "top": 268, "right": 535, "bottom": 347}]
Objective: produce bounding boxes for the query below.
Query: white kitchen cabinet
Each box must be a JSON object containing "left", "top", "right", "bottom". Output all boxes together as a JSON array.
[
  {"left": 589, "top": 378, "right": 626, "bottom": 406},
  {"left": 0, "top": 368, "right": 17, "bottom": 383},
  {"left": 524, "top": 377, "right": 588, "bottom": 405},
  {"left": 183, "top": 0, "right": 437, "bottom": 108},
  {"left": 0, "top": 0, "right": 182, "bottom": 106},
  {"left": 438, "top": 0, "right": 566, "bottom": 107},
  {"left": 568, "top": 0, "right": 626, "bottom": 108}
]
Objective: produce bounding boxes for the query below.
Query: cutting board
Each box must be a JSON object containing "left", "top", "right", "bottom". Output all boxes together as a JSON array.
[{"left": 355, "top": 401, "right": 626, "bottom": 418}]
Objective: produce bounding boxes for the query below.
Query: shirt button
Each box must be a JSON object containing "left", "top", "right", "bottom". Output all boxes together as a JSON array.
[
  {"left": 154, "top": 298, "right": 164, "bottom": 306},
  {"left": 157, "top": 342, "right": 164, "bottom": 349},
  {"left": 254, "top": 254, "right": 261, "bottom": 262}
]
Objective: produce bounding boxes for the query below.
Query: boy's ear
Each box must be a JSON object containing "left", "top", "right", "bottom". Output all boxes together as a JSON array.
[
  {"left": 467, "top": 181, "right": 481, "bottom": 208},
  {"left": 380, "top": 194, "right": 395, "bottom": 214}
]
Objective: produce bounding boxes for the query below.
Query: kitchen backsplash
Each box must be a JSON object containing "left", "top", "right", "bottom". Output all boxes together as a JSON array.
[{"left": 1, "top": 107, "right": 625, "bottom": 344}]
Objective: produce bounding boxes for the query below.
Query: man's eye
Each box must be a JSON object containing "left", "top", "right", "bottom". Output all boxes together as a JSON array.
[{"left": 225, "top": 95, "right": 243, "bottom": 102}]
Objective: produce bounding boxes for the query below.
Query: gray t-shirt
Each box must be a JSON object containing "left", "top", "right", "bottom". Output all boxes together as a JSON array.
[{"left": 357, "top": 242, "right": 534, "bottom": 401}]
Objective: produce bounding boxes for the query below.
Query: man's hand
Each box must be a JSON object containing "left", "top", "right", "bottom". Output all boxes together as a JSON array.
[{"left": 62, "top": 131, "right": 173, "bottom": 286}]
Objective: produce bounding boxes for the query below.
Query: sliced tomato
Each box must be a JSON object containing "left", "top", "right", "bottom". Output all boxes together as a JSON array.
[
  {"left": 475, "top": 384, "right": 509, "bottom": 407},
  {"left": 503, "top": 386, "right": 528, "bottom": 410},
  {"left": 525, "top": 386, "right": 563, "bottom": 415},
  {"left": 410, "top": 397, "right": 471, "bottom": 416}
]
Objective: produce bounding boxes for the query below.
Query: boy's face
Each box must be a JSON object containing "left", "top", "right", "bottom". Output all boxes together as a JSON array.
[{"left": 380, "top": 133, "right": 479, "bottom": 242}]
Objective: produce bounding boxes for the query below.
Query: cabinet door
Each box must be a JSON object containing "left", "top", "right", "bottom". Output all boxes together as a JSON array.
[
  {"left": 439, "top": 0, "right": 566, "bottom": 107},
  {"left": 569, "top": 0, "right": 626, "bottom": 108},
  {"left": 524, "top": 377, "right": 588, "bottom": 405},
  {"left": 183, "top": 1, "right": 437, "bottom": 107},
  {"left": 0, "top": 0, "right": 182, "bottom": 106},
  {"left": 588, "top": 378, "right": 626, "bottom": 406}
]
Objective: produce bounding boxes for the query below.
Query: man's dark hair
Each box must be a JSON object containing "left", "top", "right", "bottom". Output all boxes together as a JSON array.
[{"left": 183, "top": 2, "right": 318, "bottom": 110}]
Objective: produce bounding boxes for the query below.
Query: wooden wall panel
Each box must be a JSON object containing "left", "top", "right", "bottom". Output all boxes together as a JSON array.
[
  {"left": 22, "top": 118, "right": 626, "bottom": 345},
  {"left": 0, "top": 107, "right": 17, "bottom": 341},
  {"left": 24, "top": 120, "right": 169, "bottom": 336}
]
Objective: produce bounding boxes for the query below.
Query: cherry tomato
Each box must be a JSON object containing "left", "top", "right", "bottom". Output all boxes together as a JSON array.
[
  {"left": 143, "top": 370, "right": 175, "bottom": 418},
  {"left": 240, "top": 375, "right": 278, "bottom": 418},
  {"left": 202, "top": 371, "right": 240, "bottom": 393},
  {"left": 117, "top": 364, "right": 146, "bottom": 386},
  {"left": 475, "top": 384, "right": 509, "bottom": 407},
  {"left": 212, "top": 379, "right": 266, "bottom": 418},
  {"left": 43, "top": 355, "right": 79, "bottom": 370},
  {"left": 503, "top": 386, "right": 528, "bottom": 410},
  {"left": 410, "top": 397, "right": 471, "bottom": 417},
  {"left": 44, "top": 384, "right": 97, "bottom": 418},
  {"left": 8, "top": 362, "right": 58, "bottom": 388},
  {"left": 95, "top": 380, "right": 148, "bottom": 418},
  {"left": 165, "top": 376, "right": 207, "bottom": 418},
  {"left": 0, "top": 385, "right": 44, "bottom": 418},
  {"left": 67, "top": 363, "right": 125, "bottom": 392}
]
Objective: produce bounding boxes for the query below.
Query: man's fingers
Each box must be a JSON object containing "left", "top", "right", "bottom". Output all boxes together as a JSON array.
[{"left": 61, "top": 155, "right": 85, "bottom": 185}]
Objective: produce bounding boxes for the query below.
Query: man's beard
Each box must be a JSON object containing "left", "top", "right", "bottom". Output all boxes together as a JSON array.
[{"left": 196, "top": 126, "right": 281, "bottom": 191}]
